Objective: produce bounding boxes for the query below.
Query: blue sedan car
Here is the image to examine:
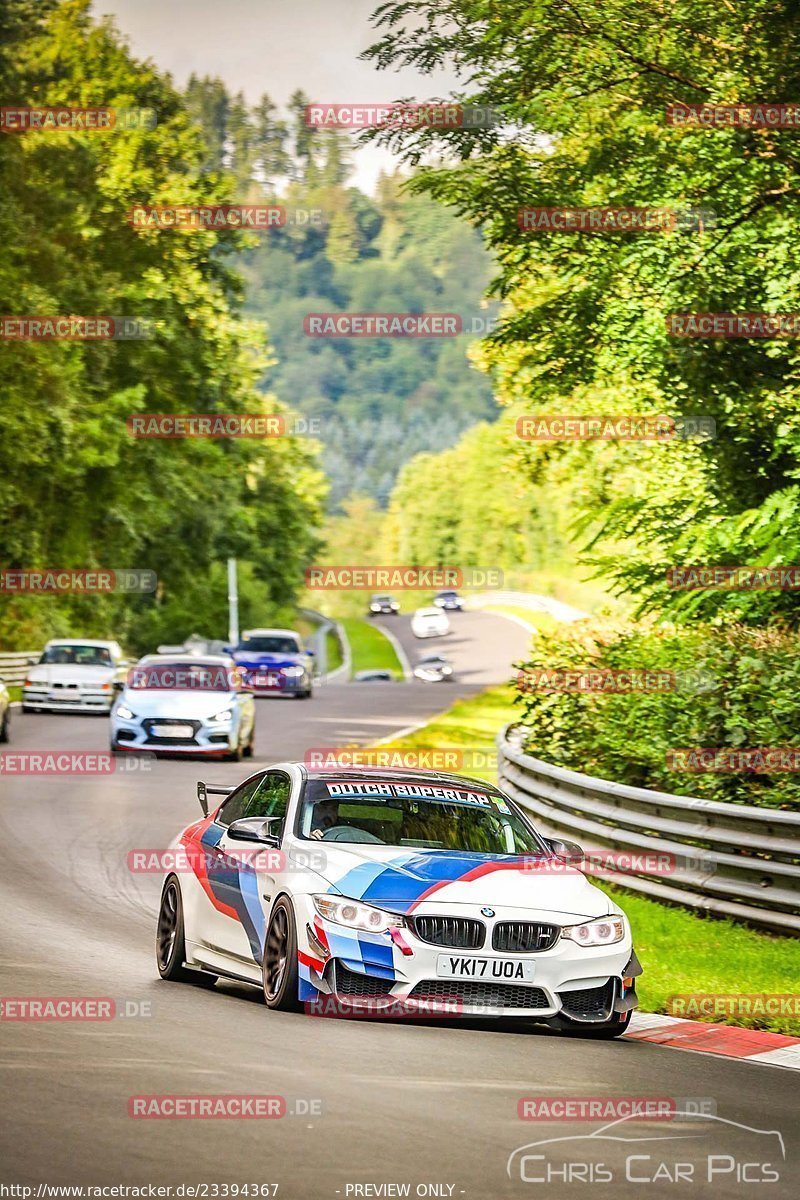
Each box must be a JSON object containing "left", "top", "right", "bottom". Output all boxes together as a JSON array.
[{"left": 231, "top": 628, "right": 314, "bottom": 699}]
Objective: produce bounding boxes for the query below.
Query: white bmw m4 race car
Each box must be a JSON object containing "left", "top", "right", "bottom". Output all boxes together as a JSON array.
[{"left": 156, "top": 765, "right": 641, "bottom": 1036}]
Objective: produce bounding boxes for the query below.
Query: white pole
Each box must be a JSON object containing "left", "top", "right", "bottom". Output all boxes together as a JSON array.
[{"left": 227, "top": 558, "right": 239, "bottom": 647}]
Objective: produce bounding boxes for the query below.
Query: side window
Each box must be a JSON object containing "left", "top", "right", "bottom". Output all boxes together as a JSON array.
[
  {"left": 243, "top": 771, "right": 292, "bottom": 829},
  {"left": 216, "top": 776, "right": 265, "bottom": 827}
]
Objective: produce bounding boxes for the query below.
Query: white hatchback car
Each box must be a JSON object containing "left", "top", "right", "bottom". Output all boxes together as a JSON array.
[
  {"left": 411, "top": 607, "right": 450, "bottom": 638},
  {"left": 23, "top": 639, "right": 127, "bottom": 714},
  {"left": 156, "top": 765, "right": 641, "bottom": 1037}
]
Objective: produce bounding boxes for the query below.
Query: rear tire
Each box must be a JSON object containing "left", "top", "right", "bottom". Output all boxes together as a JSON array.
[
  {"left": 262, "top": 897, "right": 301, "bottom": 1011},
  {"left": 156, "top": 877, "right": 193, "bottom": 982},
  {"left": 0, "top": 709, "right": 9, "bottom": 742}
]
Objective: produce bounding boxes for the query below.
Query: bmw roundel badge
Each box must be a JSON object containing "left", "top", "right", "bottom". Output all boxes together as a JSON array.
[{"left": 481, "top": 907, "right": 495, "bottom": 918}]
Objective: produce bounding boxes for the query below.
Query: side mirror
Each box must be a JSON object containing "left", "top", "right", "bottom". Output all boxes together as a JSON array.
[
  {"left": 227, "top": 816, "right": 282, "bottom": 846},
  {"left": 547, "top": 838, "right": 584, "bottom": 864},
  {"left": 222, "top": 644, "right": 234, "bottom": 655},
  {"left": 112, "top": 679, "right": 125, "bottom": 692},
  {"left": 305, "top": 648, "right": 315, "bottom": 657},
  {"left": 118, "top": 659, "right": 130, "bottom": 668},
  {"left": 27, "top": 655, "right": 38, "bottom": 666}
]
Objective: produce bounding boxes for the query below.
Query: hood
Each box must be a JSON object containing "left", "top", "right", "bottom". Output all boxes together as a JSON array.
[
  {"left": 27, "top": 663, "right": 116, "bottom": 686},
  {"left": 116, "top": 688, "right": 239, "bottom": 719},
  {"left": 312, "top": 845, "right": 608, "bottom": 920}
]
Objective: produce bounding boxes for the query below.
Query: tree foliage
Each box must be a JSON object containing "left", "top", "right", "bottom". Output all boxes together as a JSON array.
[
  {"left": 0, "top": 0, "right": 324, "bottom": 651},
  {"left": 363, "top": 0, "right": 800, "bottom": 623}
]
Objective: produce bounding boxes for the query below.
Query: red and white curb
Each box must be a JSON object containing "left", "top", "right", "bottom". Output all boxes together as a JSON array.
[{"left": 626, "top": 1012, "right": 800, "bottom": 1070}]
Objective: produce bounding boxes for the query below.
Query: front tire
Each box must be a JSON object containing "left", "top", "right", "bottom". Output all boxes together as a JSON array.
[{"left": 262, "top": 897, "right": 301, "bottom": 1011}]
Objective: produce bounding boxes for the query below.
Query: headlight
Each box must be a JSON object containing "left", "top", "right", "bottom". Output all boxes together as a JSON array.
[
  {"left": 209, "top": 708, "right": 233, "bottom": 723},
  {"left": 370, "top": 604, "right": 380, "bottom": 611},
  {"left": 116, "top": 704, "right": 136, "bottom": 720},
  {"left": 313, "top": 895, "right": 405, "bottom": 933},
  {"left": 280, "top": 666, "right": 305, "bottom": 678},
  {"left": 562, "top": 916, "right": 625, "bottom": 947}
]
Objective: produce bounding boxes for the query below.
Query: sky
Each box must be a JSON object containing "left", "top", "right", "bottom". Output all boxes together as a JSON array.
[{"left": 91, "top": 0, "right": 462, "bottom": 191}]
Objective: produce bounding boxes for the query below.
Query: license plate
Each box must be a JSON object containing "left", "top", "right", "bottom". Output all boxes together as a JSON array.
[
  {"left": 250, "top": 672, "right": 280, "bottom": 688},
  {"left": 436, "top": 954, "right": 534, "bottom": 982},
  {"left": 154, "top": 723, "right": 194, "bottom": 738}
]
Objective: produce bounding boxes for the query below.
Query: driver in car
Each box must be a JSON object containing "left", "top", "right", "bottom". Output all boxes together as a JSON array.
[{"left": 309, "top": 797, "right": 340, "bottom": 839}]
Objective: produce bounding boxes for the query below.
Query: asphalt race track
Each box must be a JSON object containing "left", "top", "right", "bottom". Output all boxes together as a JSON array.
[{"left": 0, "top": 611, "right": 796, "bottom": 1198}]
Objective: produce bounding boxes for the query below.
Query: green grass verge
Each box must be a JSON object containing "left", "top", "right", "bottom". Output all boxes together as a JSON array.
[
  {"left": 325, "top": 627, "right": 344, "bottom": 674},
  {"left": 7, "top": 685, "right": 22, "bottom": 703},
  {"left": 341, "top": 617, "right": 404, "bottom": 678},
  {"left": 372, "top": 682, "right": 800, "bottom": 1035}
]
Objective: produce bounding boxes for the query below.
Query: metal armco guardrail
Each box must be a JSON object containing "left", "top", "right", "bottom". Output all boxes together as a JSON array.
[
  {"left": 497, "top": 723, "right": 800, "bottom": 935},
  {"left": 0, "top": 651, "right": 37, "bottom": 687}
]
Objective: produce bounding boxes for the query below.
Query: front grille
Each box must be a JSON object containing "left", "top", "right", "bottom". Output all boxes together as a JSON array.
[
  {"left": 408, "top": 980, "right": 550, "bottom": 1010},
  {"left": 410, "top": 916, "right": 485, "bottom": 949},
  {"left": 332, "top": 962, "right": 395, "bottom": 998},
  {"left": 559, "top": 980, "right": 616, "bottom": 1021},
  {"left": 492, "top": 921, "right": 560, "bottom": 953},
  {"left": 142, "top": 718, "right": 201, "bottom": 746}
]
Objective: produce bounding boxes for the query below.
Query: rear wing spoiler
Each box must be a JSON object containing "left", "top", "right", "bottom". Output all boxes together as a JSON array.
[{"left": 197, "top": 781, "right": 234, "bottom": 817}]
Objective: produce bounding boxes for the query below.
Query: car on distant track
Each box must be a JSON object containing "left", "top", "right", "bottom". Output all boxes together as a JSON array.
[
  {"left": 0, "top": 679, "right": 11, "bottom": 741},
  {"left": 412, "top": 653, "right": 453, "bottom": 682},
  {"left": 411, "top": 606, "right": 450, "bottom": 638},
  {"left": 22, "top": 639, "right": 127, "bottom": 714},
  {"left": 433, "top": 589, "right": 464, "bottom": 612},
  {"left": 156, "top": 765, "right": 641, "bottom": 1037},
  {"left": 368, "top": 594, "right": 400, "bottom": 616},
  {"left": 110, "top": 654, "right": 255, "bottom": 759},
  {"left": 230, "top": 628, "right": 314, "bottom": 698}
]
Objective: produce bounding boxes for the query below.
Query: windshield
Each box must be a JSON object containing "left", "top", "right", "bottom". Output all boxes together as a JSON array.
[
  {"left": 299, "top": 778, "right": 547, "bottom": 853},
  {"left": 129, "top": 662, "right": 235, "bottom": 691},
  {"left": 236, "top": 635, "right": 300, "bottom": 654},
  {"left": 40, "top": 644, "right": 112, "bottom": 666}
]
